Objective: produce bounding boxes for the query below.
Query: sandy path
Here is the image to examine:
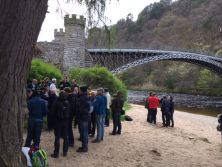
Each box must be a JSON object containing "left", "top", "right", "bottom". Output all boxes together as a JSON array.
[{"left": 39, "top": 104, "right": 222, "bottom": 167}]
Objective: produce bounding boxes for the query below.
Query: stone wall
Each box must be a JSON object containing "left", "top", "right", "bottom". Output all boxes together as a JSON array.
[{"left": 37, "top": 42, "right": 64, "bottom": 70}]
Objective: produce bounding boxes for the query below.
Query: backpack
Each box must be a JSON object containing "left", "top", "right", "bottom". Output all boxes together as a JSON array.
[
  {"left": 28, "top": 145, "right": 39, "bottom": 159},
  {"left": 31, "top": 149, "right": 48, "bottom": 167},
  {"left": 57, "top": 101, "right": 69, "bottom": 121},
  {"left": 125, "top": 115, "right": 133, "bottom": 121},
  {"left": 67, "top": 94, "right": 77, "bottom": 116}
]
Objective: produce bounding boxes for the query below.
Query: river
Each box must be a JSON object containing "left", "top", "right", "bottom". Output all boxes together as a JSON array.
[{"left": 128, "top": 90, "right": 222, "bottom": 117}]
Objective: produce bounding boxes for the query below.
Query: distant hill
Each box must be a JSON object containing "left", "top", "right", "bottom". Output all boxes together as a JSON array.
[{"left": 86, "top": 0, "right": 222, "bottom": 96}]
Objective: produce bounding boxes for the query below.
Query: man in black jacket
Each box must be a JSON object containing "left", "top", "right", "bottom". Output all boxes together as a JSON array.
[
  {"left": 110, "top": 91, "right": 124, "bottom": 135},
  {"left": 47, "top": 89, "right": 58, "bottom": 130},
  {"left": 76, "top": 86, "right": 90, "bottom": 153},
  {"left": 160, "top": 96, "right": 167, "bottom": 127},
  {"left": 51, "top": 91, "right": 70, "bottom": 158},
  {"left": 64, "top": 87, "right": 78, "bottom": 147},
  {"left": 58, "top": 76, "right": 71, "bottom": 90}
]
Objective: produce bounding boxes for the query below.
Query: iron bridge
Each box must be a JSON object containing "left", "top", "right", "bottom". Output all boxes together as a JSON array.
[{"left": 86, "top": 49, "right": 222, "bottom": 76}]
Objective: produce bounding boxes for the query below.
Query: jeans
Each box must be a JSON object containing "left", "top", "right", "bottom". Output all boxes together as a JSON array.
[
  {"left": 54, "top": 122, "right": 69, "bottom": 155},
  {"left": 25, "top": 118, "right": 43, "bottom": 147},
  {"left": 112, "top": 112, "right": 121, "bottom": 134},
  {"left": 165, "top": 112, "right": 171, "bottom": 127},
  {"left": 89, "top": 112, "right": 96, "bottom": 135},
  {"left": 96, "top": 115, "right": 105, "bottom": 141},
  {"left": 68, "top": 113, "right": 74, "bottom": 146},
  {"left": 105, "top": 109, "right": 110, "bottom": 126},
  {"left": 79, "top": 120, "right": 89, "bottom": 149}
]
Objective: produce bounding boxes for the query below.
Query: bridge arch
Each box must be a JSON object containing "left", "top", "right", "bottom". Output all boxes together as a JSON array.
[
  {"left": 87, "top": 49, "right": 222, "bottom": 77},
  {"left": 111, "top": 54, "right": 222, "bottom": 76}
]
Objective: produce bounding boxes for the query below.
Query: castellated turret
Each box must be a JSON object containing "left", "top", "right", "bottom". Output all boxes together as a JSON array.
[
  {"left": 54, "top": 28, "right": 65, "bottom": 43},
  {"left": 63, "top": 14, "right": 86, "bottom": 72}
]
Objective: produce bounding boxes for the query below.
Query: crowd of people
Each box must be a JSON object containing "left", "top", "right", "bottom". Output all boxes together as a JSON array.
[
  {"left": 145, "top": 92, "right": 174, "bottom": 127},
  {"left": 25, "top": 76, "right": 124, "bottom": 158}
]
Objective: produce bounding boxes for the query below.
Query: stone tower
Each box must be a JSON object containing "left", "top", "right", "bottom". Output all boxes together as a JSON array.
[{"left": 63, "top": 14, "right": 86, "bottom": 72}]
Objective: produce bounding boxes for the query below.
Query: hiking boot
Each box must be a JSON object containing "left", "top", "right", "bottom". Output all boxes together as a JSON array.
[
  {"left": 51, "top": 154, "right": 59, "bottom": 158},
  {"left": 91, "top": 139, "right": 100, "bottom": 143},
  {"left": 117, "top": 132, "right": 121, "bottom": 135},
  {"left": 110, "top": 132, "right": 116, "bottom": 135},
  {"left": 76, "top": 148, "right": 88, "bottom": 153}
]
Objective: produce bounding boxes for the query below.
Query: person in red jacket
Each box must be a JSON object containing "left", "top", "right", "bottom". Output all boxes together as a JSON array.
[
  {"left": 148, "top": 93, "right": 159, "bottom": 124},
  {"left": 145, "top": 92, "right": 153, "bottom": 123}
]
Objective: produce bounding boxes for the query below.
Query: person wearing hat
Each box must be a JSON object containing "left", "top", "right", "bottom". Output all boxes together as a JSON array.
[
  {"left": 110, "top": 91, "right": 124, "bottom": 135},
  {"left": 24, "top": 90, "right": 48, "bottom": 147},
  {"left": 76, "top": 86, "right": 91, "bottom": 152}
]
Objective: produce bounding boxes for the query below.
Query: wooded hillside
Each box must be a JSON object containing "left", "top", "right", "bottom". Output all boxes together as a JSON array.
[{"left": 86, "top": 0, "right": 222, "bottom": 95}]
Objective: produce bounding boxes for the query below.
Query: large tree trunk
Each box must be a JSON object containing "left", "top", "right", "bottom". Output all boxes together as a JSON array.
[{"left": 0, "top": 0, "right": 48, "bottom": 166}]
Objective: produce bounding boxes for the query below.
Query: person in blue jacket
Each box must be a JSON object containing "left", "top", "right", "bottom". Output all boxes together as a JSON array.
[
  {"left": 24, "top": 90, "right": 48, "bottom": 147},
  {"left": 92, "top": 89, "right": 107, "bottom": 143}
]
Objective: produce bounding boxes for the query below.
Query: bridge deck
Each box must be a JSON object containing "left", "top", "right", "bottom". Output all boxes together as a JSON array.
[{"left": 86, "top": 49, "right": 222, "bottom": 76}]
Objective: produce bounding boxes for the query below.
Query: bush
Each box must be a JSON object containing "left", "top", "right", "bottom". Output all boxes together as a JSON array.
[
  {"left": 196, "top": 69, "right": 222, "bottom": 96},
  {"left": 29, "top": 59, "right": 63, "bottom": 82},
  {"left": 69, "top": 67, "right": 128, "bottom": 101}
]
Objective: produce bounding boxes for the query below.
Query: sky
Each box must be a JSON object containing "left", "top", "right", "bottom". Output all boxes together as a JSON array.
[{"left": 38, "top": 0, "right": 160, "bottom": 42}]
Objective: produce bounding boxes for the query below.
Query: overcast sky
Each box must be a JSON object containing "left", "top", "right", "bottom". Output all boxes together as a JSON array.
[{"left": 38, "top": 0, "right": 160, "bottom": 42}]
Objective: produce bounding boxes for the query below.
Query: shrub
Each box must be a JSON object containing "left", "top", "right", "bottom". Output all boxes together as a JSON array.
[
  {"left": 69, "top": 67, "right": 128, "bottom": 101},
  {"left": 29, "top": 59, "right": 63, "bottom": 82}
]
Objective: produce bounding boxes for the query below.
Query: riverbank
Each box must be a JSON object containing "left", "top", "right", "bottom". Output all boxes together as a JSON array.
[
  {"left": 128, "top": 90, "right": 222, "bottom": 117},
  {"left": 128, "top": 87, "right": 222, "bottom": 97},
  {"left": 38, "top": 104, "right": 222, "bottom": 167}
]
